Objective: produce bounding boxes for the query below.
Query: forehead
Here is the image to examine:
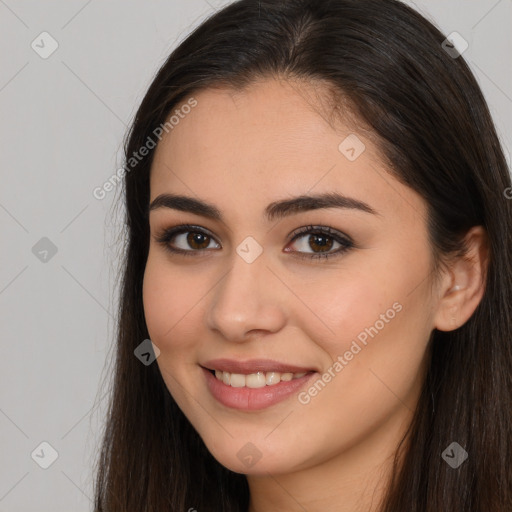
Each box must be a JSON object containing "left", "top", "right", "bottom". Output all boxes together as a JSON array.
[
  {"left": 154, "top": 79, "right": 367, "bottom": 167},
  {"left": 149, "top": 79, "right": 426, "bottom": 225}
]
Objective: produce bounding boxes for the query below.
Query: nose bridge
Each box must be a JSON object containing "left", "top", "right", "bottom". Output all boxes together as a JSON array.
[{"left": 206, "top": 243, "right": 285, "bottom": 340}]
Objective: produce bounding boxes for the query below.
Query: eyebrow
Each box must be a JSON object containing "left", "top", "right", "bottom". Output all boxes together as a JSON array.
[{"left": 148, "top": 192, "right": 379, "bottom": 222}]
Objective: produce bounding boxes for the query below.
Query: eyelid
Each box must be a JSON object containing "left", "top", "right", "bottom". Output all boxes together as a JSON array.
[
  {"left": 155, "top": 223, "right": 215, "bottom": 239},
  {"left": 288, "top": 224, "right": 353, "bottom": 244}
]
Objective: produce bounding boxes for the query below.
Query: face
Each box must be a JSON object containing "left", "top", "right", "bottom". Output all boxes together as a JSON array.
[{"left": 143, "top": 78, "right": 440, "bottom": 476}]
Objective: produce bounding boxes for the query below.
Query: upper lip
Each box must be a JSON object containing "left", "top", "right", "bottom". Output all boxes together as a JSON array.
[{"left": 201, "top": 358, "right": 317, "bottom": 374}]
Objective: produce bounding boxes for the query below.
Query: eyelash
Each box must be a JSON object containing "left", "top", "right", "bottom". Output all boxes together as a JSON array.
[{"left": 154, "top": 223, "right": 354, "bottom": 261}]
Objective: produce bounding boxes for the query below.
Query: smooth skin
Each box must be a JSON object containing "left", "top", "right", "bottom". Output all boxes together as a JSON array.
[{"left": 142, "top": 78, "right": 488, "bottom": 512}]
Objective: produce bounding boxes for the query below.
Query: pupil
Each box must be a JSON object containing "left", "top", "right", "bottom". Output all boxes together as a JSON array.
[{"left": 189, "top": 232, "right": 209, "bottom": 249}]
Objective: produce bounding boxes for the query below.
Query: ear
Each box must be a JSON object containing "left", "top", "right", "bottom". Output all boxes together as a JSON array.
[{"left": 433, "top": 226, "right": 489, "bottom": 332}]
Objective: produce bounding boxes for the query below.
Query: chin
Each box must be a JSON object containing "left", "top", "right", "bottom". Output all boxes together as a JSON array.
[{"left": 203, "top": 439, "right": 301, "bottom": 476}]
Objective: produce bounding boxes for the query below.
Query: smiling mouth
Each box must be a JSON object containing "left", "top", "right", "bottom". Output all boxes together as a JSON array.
[{"left": 206, "top": 368, "right": 313, "bottom": 388}]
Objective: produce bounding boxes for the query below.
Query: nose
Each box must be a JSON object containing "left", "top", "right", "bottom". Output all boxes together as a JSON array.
[{"left": 205, "top": 247, "right": 287, "bottom": 343}]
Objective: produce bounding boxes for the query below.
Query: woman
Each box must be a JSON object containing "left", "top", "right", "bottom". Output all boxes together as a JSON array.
[{"left": 93, "top": 0, "right": 512, "bottom": 510}]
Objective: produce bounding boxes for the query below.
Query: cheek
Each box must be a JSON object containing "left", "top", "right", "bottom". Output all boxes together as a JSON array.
[
  {"left": 294, "top": 252, "right": 432, "bottom": 386},
  {"left": 291, "top": 267, "right": 397, "bottom": 354},
  {"left": 142, "top": 253, "right": 201, "bottom": 348},
  {"left": 142, "top": 255, "right": 206, "bottom": 403}
]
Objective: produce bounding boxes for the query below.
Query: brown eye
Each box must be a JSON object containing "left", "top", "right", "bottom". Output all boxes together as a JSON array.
[
  {"left": 184, "top": 231, "right": 212, "bottom": 250},
  {"left": 155, "top": 225, "right": 220, "bottom": 256},
  {"left": 302, "top": 233, "right": 334, "bottom": 253},
  {"left": 286, "top": 225, "right": 354, "bottom": 260},
  {"left": 155, "top": 224, "right": 354, "bottom": 261}
]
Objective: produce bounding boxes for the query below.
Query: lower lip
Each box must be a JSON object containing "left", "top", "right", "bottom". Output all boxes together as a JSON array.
[{"left": 201, "top": 367, "right": 317, "bottom": 411}]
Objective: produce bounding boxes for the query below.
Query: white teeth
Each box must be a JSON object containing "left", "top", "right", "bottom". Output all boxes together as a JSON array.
[
  {"left": 229, "top": 373, "right": 246, "bottom": 388},
  {"left": 245, "top": 372, "right": 266, "bottom": 388},
  {"left": 213, "top": 370, "right": 309, "bottom": 388},
  {"left": 265, "top": 372, "right": 280, "bottom": 385}
]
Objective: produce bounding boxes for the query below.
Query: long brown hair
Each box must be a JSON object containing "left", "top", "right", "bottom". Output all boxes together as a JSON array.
[{"left": 93, "top": 1, "right": 512, "bottom": 510}]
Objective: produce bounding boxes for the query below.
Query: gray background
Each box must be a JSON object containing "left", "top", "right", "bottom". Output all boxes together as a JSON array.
[{"left": 0, "top": 1, "right": 510, "bottom": 510}]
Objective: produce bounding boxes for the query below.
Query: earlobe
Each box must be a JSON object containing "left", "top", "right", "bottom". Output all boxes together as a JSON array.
[{"left": 433, "top": 226, "right": 489, "bottom": 332}]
